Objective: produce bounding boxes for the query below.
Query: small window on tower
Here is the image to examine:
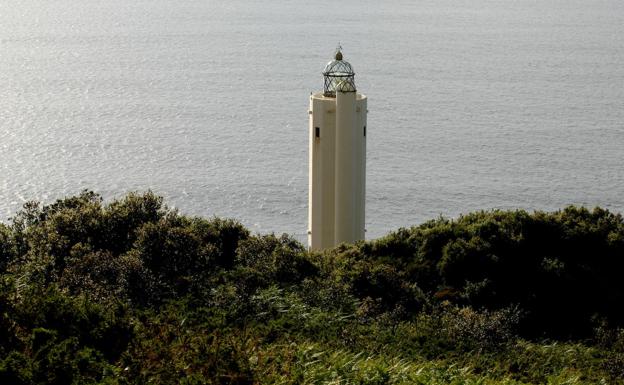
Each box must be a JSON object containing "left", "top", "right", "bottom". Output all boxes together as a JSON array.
[
  {"left": 315, "top": 127, "right": 320, "bottom": 138},
  {"left": 363, "top": 126, "right": 366, "bottom": 137}
]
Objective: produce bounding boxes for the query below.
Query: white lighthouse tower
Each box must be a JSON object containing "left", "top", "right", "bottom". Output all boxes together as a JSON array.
[{"left": 308, "top": 48, "right": 367, "bottom": 250}]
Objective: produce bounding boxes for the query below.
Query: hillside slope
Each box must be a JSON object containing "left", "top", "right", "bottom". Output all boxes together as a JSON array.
[{"left": 1, "top": 191, "right": 623, "bottom": 384}]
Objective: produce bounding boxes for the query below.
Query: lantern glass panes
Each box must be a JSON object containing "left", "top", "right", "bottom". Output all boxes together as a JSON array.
[{"left": 323, "top": 52, "right": 356, "bottom": 97}]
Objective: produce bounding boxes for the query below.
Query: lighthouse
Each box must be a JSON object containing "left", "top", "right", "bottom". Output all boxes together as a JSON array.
[{"left": 308, "top": 48, "right": 367, "bottom": 250}]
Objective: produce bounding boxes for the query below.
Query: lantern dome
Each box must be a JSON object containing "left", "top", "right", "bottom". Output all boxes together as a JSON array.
[{"left": 322, "top": 49, "right": 356, "bottom": 97}]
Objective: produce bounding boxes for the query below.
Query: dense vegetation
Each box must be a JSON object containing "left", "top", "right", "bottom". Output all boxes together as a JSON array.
[{"left": 1, "top": 191, "right": 624, "bottom": 384}]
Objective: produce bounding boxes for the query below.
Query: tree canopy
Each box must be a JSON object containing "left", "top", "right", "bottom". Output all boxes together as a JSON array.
[{"left": 1, "top": 191, "right": 623, "bottom": 384}]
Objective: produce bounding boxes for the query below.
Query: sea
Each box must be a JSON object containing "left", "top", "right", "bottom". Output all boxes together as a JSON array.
[{"left": 1, "top": 0, "right": 623, "bottom": 241}]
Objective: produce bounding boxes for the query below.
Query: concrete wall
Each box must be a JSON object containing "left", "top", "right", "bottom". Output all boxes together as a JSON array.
[
  {"left": 309, "top": 93, "right": 336, "bottom": 249},
  {"left": 309, "top": 91, "right": 367, "bottom": 250},
  {"left": 355, "top": 94, "right": 367, "bottom": 241},
  {"left": 334, "top": 90, "right": 357, "bottom": 243}
]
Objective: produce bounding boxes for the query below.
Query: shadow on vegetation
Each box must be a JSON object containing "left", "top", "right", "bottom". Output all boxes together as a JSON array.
[{"left": 1, "top": 191, "right": 624, "bottom": 384}]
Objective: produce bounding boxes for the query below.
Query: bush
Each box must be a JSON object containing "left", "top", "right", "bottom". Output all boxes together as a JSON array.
[
  {"left": 0, "top": 224, "right": 16, "bottom": 273},
  {"left": 2, "top": 192, "right": 624, "bottom": 383},
  {"left": 103, "top": 191, "right": 167, "bottom": 255},
  {"left": 14, "top": 287, "right": 132, "bottom": 361},
  {"left": 367, "top": 207, "right": 624, "bottom": 338},
  {"left": 235, "top": 233, "right": 318, "bottom": 286},
  {"left": 0, "top": 351, "right": 32, "bottom": 385},
  {"left": 438, "top": 305, "right": 521, "bottom": 352}
]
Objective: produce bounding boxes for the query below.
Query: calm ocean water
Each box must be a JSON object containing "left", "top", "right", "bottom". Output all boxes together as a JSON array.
[{"left": 1, "top": 0, "right": 623, "bottom": 240}]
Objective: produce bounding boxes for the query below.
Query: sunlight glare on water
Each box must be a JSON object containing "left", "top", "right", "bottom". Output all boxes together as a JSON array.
[{"left": 1, "top": 0, "right": 623, "bottom": 240}]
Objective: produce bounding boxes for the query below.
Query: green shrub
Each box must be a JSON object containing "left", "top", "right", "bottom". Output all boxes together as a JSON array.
[
  {"left": 103, "top": 191, "right": 167, "bottom": 255},
  {"left": 235, "top": 233, "right": 318, "bottom": 285},
  {"left": 2, "top": 192, "right": 624, "bottom": 383},
  {"left": 15, "top": 287, "right": 132, "bottom": 361},
  {"left": 0, "top": 351, "right": 32, "bottom": 385},
  {"left": 0, "top": 224, "right": 16, "bottom": 273}
]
